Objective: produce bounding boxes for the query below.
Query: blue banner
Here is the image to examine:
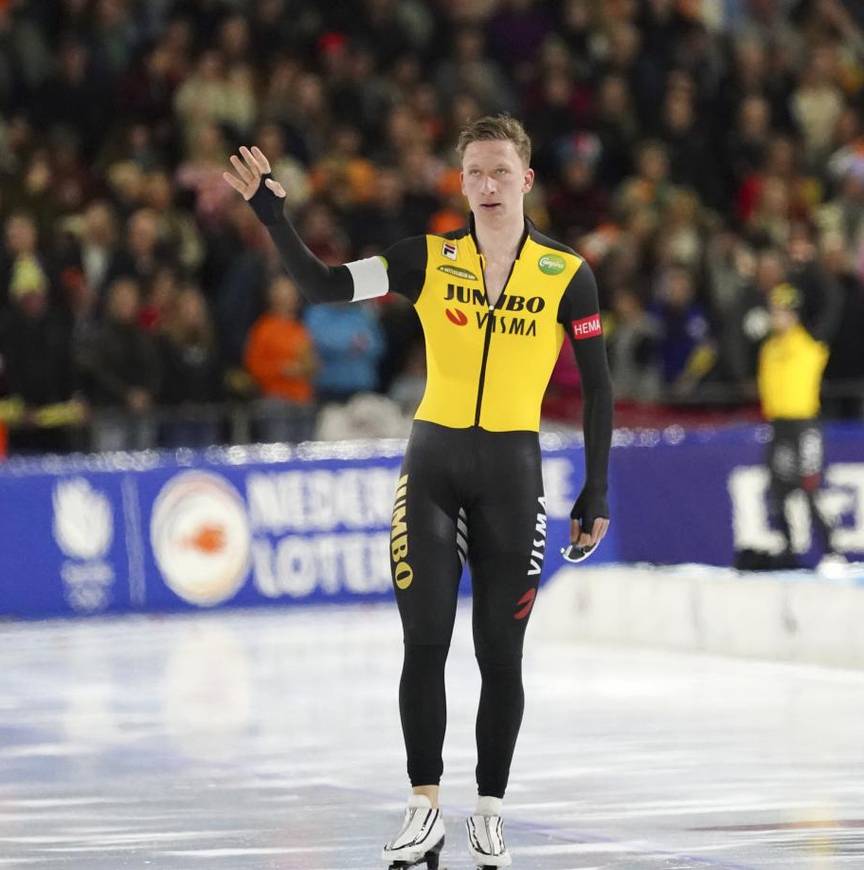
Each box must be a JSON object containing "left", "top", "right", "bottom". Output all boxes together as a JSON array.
[
  {"left": 612, "top": 423, "right": 864, "bottom": 567},
  {"left": 2, "top": 424, "right": 862, "bottom": 619},
  {"left": 0, "top": 437, "right": 604, "bottom": 618}
]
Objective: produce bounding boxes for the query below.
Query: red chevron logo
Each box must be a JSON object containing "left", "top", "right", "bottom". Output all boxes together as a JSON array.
[{"left": 514, "top": 588, "right": 536, "bottom": 620}]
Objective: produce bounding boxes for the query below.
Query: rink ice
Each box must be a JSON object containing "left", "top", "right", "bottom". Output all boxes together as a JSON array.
[{"left": 1, "top": 594, "right": 864, "bottom": 868}]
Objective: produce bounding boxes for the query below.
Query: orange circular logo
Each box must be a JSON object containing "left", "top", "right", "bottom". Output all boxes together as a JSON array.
[{"left": 151, "top": 472, "right": 251, "bottom": 606}]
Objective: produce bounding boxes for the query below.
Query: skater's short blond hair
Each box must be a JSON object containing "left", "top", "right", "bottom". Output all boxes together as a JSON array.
[{"left": 456, "top": 114, "right": 532, "bottom": 167}]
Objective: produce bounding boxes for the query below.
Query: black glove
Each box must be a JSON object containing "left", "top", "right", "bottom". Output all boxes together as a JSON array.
[
  {"left": 248, "top": 174, "right": 286, "bottom": 225},
  {"left": 563, "top": 488, "right": 609, "bottom": 564},
  {"left": 570, "top": 487, "right": 609, "bottom": 528}
]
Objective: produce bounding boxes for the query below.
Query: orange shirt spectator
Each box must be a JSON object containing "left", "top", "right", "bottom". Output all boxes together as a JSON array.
[{"left": 244, "top": 275, "right": 317, "bottom": 403}]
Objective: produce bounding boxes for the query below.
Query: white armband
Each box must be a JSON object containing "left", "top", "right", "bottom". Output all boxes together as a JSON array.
[{"left": 346, "top": 256, "right": 389, "bottom": 301}]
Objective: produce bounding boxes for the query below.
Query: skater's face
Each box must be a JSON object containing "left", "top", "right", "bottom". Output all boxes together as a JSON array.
[{"left": 461, "top": 140, "right": 534, "bottom": 225}]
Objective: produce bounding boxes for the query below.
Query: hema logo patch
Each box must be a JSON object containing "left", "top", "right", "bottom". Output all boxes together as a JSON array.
[{"left": 571, "top": 315, "right": 602, "bottom": 340}]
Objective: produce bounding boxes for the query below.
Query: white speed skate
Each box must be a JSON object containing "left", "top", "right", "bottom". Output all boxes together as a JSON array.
[
  {"left": 382, "top": 794, "right": 446, "bottom": 869},
  {"left": 466, "top": 797, "right": 511, "bottom": 867}
]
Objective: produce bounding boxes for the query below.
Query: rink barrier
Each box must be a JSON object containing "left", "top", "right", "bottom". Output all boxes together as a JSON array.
[
  {"left": 0, "top": 434, "right": 600, "bottom": 619},
  {"left": 1, "top": 423, "right": 863, "bottom": 619},
  {"left": 533, "top": 564, "right": 864, "bottom": 669}
]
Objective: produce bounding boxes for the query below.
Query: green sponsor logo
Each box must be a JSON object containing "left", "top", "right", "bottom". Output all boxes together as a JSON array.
[
  {"left": 437, "top": 265, "right": 479, "bottom": 281},
  {"left": 538, "top": 254, "right": 566, "bottom": 276}
]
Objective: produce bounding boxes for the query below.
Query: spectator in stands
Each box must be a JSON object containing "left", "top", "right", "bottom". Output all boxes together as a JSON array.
[
  {"left": 350, "top": 167, "right": 417, "bottom": 253},
  {"left": 398, "top": 144, "right": 447, "bottom": 235},
  {"left": 725, "top": 246, "right": 787, "bottom": 384},
  {"left": 244, "top": 274, "right": 317, "bottom": 442},
  {"left": 175, "top": 122, "right": 235, "bottom": 230},
  {"left": 105, "top": 159, "right": 146, "bottom": 220},
  {"left": 821, "top": 229, "right": 864, "bottom": 419},
  {"left": 305, "top": 300, "right": 385, "bottom": 404},
  {"left": 1, "top": 212, "right": 50, "bottom": 309},
  {"left": 139, "top": 265, "right": 180, "bottom": 333},
  {"left": 744, "top": 175, "right": 793, "bottom": 248},
  {"left": 546, "top": 133, "right": 608, "bottom": 243},
  {"left": 108, "top": 207, "right": 172, "bottom": 291},
  {"left": 2, "top": 0, "right": 864, "bottom": 456},
  {"left": 144, "top": 170, "right": 205, "bottom": 276},
  {"left": 245, "top": 274, "right": 316, "bottom": 404},
  {"left": 80, "top": 276, "right": 161, "bottom": 452},
  {"left": 310, "top": 124, "right": 377, "bottom": 210},
  {"left": 63, "top": 266, "right": 100, "bottom": 396},
  {"left": 607, "top": 289, "right": 661, "bottom": 402},
  {"left": 648, "top": 264, "right": 716, "bottom": 395},
  {"left": 817, "top": 158, "right": 864, "bottom": 273},
  {"left": 31, "top": 38, "right": 107, "bottom": 159},
  {"left": 616, "top": 140, "right": 676, "bottom": 228},
  {"left": 0, "top": 255, "right": 77, "bottom": 453},
  {"left": 173, "top": 51, "right": 234, "bottom": 148},
  {"left": 736, "top": 134, "right": 817, "bottom": 229},
  {"left": 592, "top": 73, "right": 638, "bottom": 189},
  {"left": 786, "top": 221, "right": 843, "bottom": 345},
  {"left": 656, "top": 75, "right": 719, "bottom": 207},
  {"left": 436, "top": 27, "right": 515, "bottom": 115},
  {"left": 724, "top": 95, "right": 773, "bottom": 198},
  {"left": 790, "top": 43, "right": 846, "bottom": 166},
  {"left": 74, "top": 200, "right": 121, "bottom": 299},
  {"left": 655, "top": 190, "right": 707, "bottom": 274},
  {"left": 115, "top": 40, "right": 181, "bottom": 154},
  {"left": 158, "top": 284, "right": 224, "bottom": 447}
]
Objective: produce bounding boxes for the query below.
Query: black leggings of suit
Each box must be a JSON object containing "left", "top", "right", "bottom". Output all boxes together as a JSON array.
[
  {"left": 391, "top": 421, "right": 546, "bottom": 798},
  {"left": 766, "top": 419, "right": 833, "bottom": 553}
]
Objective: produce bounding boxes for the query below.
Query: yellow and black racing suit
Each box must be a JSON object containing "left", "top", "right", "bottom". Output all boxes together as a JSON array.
[{"left": 250, "top": 178, "right": 612, "bottom": 798}]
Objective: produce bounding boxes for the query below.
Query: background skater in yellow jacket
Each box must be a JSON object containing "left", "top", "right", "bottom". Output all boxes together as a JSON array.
[{"left": 757, "top": 282, "right": 844, "bottom": 570}]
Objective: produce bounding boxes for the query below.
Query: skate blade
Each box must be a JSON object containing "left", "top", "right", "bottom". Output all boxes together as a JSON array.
[
  {"left": 471, "top": 854, "right": 510, "bottom": 868},
  {"left": 387, "top": 859, "right": 445, "bottom": 869},
  {"left": 387, "top": 834, "right": 445, "bottom": 869}
]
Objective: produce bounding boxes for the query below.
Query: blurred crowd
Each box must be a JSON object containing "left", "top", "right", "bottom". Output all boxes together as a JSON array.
[{"left": 1, "top": 0, "right": 864, "bottom": 454}]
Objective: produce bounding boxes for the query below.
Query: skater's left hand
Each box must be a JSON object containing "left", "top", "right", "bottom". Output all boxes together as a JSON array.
[
  {"left": 563, "top": 490, "right": 609, "bottom": 563},
  {"left": 562, "top": 516, "right": 609, "bottom": 563},
  {"left": 571, "top": 515, "right": 609, "bottom": 550}
]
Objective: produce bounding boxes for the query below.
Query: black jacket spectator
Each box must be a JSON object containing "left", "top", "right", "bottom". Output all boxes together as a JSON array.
[{"left": 79, "top": 277, "right": 160, "bottom": 407}]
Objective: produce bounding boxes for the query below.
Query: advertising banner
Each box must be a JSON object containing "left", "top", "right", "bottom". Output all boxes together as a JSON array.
[
  {"left": 0, "top": 436, "right": 603, "bottom": 618},
  {"left": 2, "top": 424, "right": 862, "bottom": 620},
  {"left": 612, "top": 423, "right": 864, "bottom": 567}
]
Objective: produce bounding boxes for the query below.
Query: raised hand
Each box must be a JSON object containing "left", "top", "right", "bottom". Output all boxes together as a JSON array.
[{"left": 223, "top": 145, "right": 286, "bottom": 201}]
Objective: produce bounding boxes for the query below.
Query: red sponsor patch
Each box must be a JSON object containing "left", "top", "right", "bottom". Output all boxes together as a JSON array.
[
  {"left": 446, "top": 308, "right": 468, "bottom": 326},
  {"left": 571, "top": 314, "right": 602, "bottom": 340}
]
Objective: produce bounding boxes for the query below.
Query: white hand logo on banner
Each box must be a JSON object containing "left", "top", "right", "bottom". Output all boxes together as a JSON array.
[{"left": 53, "top": 478, "right": 113, "bottom": 561}]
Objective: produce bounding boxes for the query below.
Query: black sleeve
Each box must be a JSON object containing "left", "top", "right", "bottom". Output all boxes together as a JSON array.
[
  {"left": 557, "top": 260, "right": 614, "bottom": 525},
  {"left": 248, "top": 179, "right": 428, "bottom": 305},
  {"left": 248, "top": 178, "right": 353, "bottom": 303},
  {"left": 380, "top": 236, "right": 427, "bottom": 303}
]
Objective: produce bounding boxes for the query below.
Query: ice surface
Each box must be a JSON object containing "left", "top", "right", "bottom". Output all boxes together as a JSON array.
[{"left": 1, "top": 598, "right": 863, "bottom": 868}]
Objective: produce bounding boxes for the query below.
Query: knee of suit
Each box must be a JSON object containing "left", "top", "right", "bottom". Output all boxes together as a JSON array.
[
  {"left": 403, "top": 641, "right": 450, "bottom": 670},
  {"left": 476, "top": 652, "right": 523, "bottom": 673},
  {"left": 402, "top": 621, "right": 455, "bottom": 646}
]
